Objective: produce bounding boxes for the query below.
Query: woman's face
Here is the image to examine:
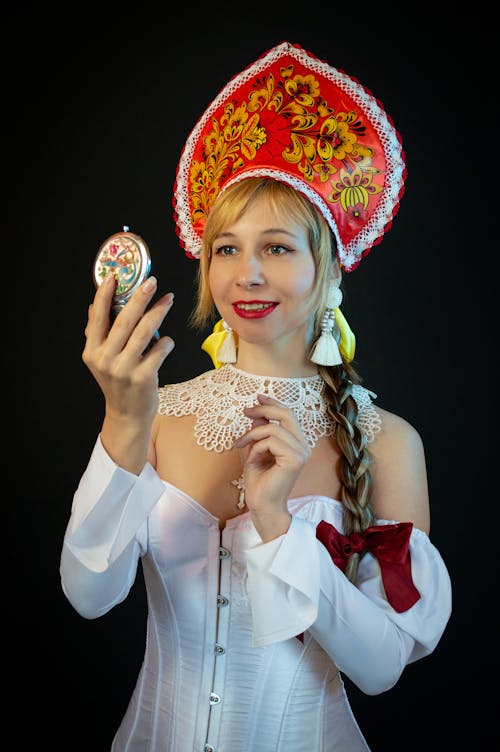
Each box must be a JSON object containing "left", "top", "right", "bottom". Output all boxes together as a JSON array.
[{"left": 208, "top": 193, "right": 317, "bottom": 356}]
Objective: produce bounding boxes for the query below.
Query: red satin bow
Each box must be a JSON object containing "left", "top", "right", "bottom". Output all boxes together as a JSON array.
[{"left": 316, "top": 520, "right": 420, "bottom": 613}]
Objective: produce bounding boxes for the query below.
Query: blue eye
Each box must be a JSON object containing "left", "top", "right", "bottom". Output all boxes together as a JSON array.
[
  {"left": 213, "top": 245, "right": 236, "bottom": 256},
  {"left": 267, "top": 245, "right": 289, "bottom": 255}
]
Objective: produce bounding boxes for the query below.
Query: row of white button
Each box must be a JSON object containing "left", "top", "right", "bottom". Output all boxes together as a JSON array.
[{"left": 203, "top": 547, "right": 232, "bottom": 751}]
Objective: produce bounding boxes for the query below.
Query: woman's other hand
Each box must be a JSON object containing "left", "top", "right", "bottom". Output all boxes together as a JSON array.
[{"left": 234, "top": 395, "right": 311, "bottom": 541}]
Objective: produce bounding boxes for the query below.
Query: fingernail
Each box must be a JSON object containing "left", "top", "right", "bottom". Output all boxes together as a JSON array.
[
  {"left": 165, "top": 292, "right": 175, "bottom": 305},
  {"left": 143, "top": 276, "right": 157, "bottom": 294}
]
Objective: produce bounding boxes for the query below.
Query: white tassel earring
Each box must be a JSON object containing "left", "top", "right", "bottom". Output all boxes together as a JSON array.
[
  {"left": 310, "top": 283, "right": 343, "bottom": 366},
  {"left": 217, "top": 320, "right": 237, "bottom": 363}
]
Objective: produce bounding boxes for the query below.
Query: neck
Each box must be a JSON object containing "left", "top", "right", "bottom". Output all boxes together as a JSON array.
[{"left": 234, "top": 342, "right": 318, "bottom": 379}]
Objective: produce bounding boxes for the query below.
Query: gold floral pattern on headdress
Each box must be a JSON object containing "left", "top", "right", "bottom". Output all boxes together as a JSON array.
[
  {"left": 189, "top": 64, "right": 382, "bottom": 232},
  {"left": 175, "top": 41, "right": 406, "bottom": 270}
]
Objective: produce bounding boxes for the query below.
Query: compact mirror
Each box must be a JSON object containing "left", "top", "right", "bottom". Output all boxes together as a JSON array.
[
  {"left": 93, "top": 226, "right": 152, "bottom": 315},
  {"left": 93, "top": 226, "right": 160, "bottom": 348}
]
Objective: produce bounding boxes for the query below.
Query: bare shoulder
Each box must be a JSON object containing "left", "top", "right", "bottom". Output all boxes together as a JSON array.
[
  {"left": 147, "top": 377, "right": 203, "bottom": 468},
  {"left": 372, "top": 406, "right": 424, "bottom": 450},
  {"left": 368, "top": 405, "right": 430, "bottom": 533}
]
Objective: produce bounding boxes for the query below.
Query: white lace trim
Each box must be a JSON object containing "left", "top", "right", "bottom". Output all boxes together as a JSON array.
[
  {"left": 158, "top": 365, "right": 381, "bottom": 453},
  {"left": 351, "top": 383, "right": 382, "bottom": 445}
]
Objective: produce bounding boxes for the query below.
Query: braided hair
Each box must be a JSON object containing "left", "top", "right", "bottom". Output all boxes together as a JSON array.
[{"left": 317, "top": 362, "right": 374, "bottom": 581}]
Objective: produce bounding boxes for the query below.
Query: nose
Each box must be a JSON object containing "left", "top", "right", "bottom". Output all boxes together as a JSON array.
[{"left": 235, "top": 252, "right": 265, "bottom": 288}]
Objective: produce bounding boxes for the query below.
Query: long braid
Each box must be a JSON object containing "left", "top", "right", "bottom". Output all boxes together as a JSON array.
[{"left": 318, "top": 362, "right": 375, "bottom": 583}]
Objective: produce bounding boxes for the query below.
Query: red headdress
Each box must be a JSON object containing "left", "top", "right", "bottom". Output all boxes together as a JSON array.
[{"left": 173, "top": 41, "right": 406, "bottom": 272}]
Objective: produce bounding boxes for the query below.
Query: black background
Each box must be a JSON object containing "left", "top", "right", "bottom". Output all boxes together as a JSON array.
[{"left": 7, "top": 5, "right": 494, "bottom": 751}]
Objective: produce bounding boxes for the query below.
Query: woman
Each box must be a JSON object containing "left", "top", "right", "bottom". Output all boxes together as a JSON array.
[{"left": 60, "top": 42, "right": 451, "bottom": 751}]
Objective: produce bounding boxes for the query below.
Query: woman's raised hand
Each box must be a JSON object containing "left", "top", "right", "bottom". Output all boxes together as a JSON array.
[
  {"left": 82, "top": 274, "right": 175, "bottom": 471},
  {"left": 234, "top": 395, "right": 311, "bottom": 541}
]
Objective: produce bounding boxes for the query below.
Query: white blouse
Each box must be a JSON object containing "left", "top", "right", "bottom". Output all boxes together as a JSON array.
[{"left": 60, "top": 436, "right": 451, "bottom": 752}]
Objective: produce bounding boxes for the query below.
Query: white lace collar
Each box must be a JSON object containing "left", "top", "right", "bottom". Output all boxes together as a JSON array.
[{"left": 157, "top": 364, "right": 380, "bottom": 453}]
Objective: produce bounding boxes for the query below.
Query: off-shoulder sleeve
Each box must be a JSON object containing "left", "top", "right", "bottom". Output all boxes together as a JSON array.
[
  {"left": 245, "top": 515, "right": 451, "bottom": 695},
  {"left": 60, "top": 436, "right": 166, "bottom": 619}
]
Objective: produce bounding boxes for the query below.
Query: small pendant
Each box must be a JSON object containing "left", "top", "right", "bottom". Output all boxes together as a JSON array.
[
  {"left": 231, "top": 475, "right": 246, "bottom": 511},
  {"left": 237, "top": 491, "right": 246, "bottom": 511}
]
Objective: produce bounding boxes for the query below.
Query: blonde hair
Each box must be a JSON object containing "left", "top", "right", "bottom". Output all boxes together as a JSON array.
[{"left": 191, "top": 177, "right": 374, "bottom": 581}]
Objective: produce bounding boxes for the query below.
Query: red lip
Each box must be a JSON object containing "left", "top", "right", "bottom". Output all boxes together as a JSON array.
[{"left": 232, "top": 301, "right": 278, "bottom": 319}]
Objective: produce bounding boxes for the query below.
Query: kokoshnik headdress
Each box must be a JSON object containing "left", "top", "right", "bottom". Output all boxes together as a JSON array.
[{"left": 173, "top": 41, "right": 407, "bottom": 364}]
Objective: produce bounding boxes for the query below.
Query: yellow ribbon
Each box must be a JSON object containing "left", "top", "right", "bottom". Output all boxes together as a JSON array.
[
  {"left": 201, "top": 313, "right": 355, "bottom": 369},
  {"left": 201, "top": 320, "right": 237, "bottom": 369},
  {"left": 334, "top": 307, "right": 356, "bottom": 363}
]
